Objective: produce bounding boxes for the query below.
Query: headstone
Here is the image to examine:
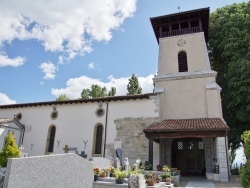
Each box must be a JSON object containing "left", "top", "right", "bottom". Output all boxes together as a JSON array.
[
  {"left": 128, "top": 174, "right": 146, "bottom": 188},
  {"left": 3, "top": 154, "right": 93, "bottom": 188},
  {"left": 68, "top": 147, "right": 78, "bottom": 154},
  {"left": 115, "top": 157, "right": 121, "bottom": 169},
  {"left": 115, "top": 148, "right": 122, "bottom": 167},
  {"left": 79, "top": 151, "right": 87, "bottom": 158},
  {"left": 91, "top": 157, "right": 111, "bottom": 169}
]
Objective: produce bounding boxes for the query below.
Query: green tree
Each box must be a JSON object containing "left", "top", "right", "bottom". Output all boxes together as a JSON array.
[
  {"left": 209, "top": 1, "right": 250, "bottom": 151},
  {"left": 81, "top": 84, "right": 116, "bottom": 99},
  {"left": 56, "top": 94, "right": 71, "bottom": 101},
  {"left": 0, "top": 131, "right": 20, "bottom": 167},
  {"left": 239, "top": 130, "right": 250, "bottom": 187},
  {"left": 127, "top": 74, "right": 142, "bottom": 95},
  {"left": 108, "top": 87, "right": 116, "bottom": 96}
]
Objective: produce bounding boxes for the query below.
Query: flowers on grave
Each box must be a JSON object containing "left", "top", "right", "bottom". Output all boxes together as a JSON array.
[
  {"left": 163, "top": 165, "right": 170, "bottom": 172},
  {"left": 93, "top": 166, "right": 101, "bottom": 176},
  {"left": 106, "top": 166, "right": 115, "bottom": 174},
  {"left": 99, "top": 169, "right": 107, "bottom": 178},
  {"left": 171, "top": 168, "right": 180, "bottom": 176},
  {"left": 161, "top": 172, "right": 172, "bottom": 182},
  {"left": 166, "top": 177, "right": 172, "bottom": 185},
  {"left": 144, "top": 171, "right": 161, "bottom": 186}
]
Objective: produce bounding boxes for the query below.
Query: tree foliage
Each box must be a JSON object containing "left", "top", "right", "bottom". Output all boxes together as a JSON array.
[
  {"left": 0, "top": 131, "right": 20, "bottom": 167},
  {"left": 127, "top": 74, "right": 142, "bottom": 95},
  {"left": 209, "top": 1, "right": 250, "bottom": 151},
  {"left": 81, "top": 84, "right": 116, "bottom": 99},
  {"left": 56, "top": 94, "right": 71, "bottom": 101}
]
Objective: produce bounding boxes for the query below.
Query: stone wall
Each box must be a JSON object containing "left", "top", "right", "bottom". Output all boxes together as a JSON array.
[
  {"left": 203, "top": 138, "right": 214, "bottom": 174},
  {"left": 114, "top": 117, "right": 159, "bottom": 166},
  {"left": 217, "top": 137, "right": 229, "bottom": 182}
]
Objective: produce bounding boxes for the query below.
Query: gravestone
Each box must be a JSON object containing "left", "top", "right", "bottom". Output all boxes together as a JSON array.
[
  {"left": 128, "top": 174, "right": 146, "bottom": 188},
  {"left": 3, "top": 154, "right": 93, "bottom": 188},
  {"left": 116, "top": 148, "right": 122, "bottom": 167},
  {"left": 91, "top": 157, "right": 111, "bottom": 169}
]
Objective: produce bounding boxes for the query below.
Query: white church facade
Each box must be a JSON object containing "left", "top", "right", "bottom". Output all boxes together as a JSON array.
[{"left": 0, "top": 8, "right": 230, "bottom": 182}]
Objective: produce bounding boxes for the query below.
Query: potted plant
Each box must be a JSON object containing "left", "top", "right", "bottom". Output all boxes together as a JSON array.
[
  {"left": 114, "top": 170, "right": 127, "bottom": 184},
  {"left": 145, "top": 171, "right": 157, "bottom": 186},
  {"left": 166, "top": 177, "right": 172, "bottom": 185},
  {"left": 107, "top": 166, "right": 115, "bottom": 177},
  {"left": 156, "top": 164, "right": 162, "bottom": 171},
  {"left": 93, "top": 167, "right": 101, "bottom": 181},
  {"left": 99, "top": 169, "right": 106, "bottom": 178}
]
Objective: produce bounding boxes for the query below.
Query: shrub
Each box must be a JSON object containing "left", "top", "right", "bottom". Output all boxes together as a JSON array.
[
  {"left": 239, "top": 130, "right": 250, "bottom": 188},
  {"left": 0, "top": 131, "right": 20, "bottom": 167}
]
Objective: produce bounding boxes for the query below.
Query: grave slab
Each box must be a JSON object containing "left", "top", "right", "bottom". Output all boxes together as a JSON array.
[{"left": 3, "top": 154, "right": 93, "bottom": 188}]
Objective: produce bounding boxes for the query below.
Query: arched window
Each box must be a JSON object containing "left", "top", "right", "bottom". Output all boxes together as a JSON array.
[
  {"left": 95, "top": 125, "right": 103, "bottom": 154},
  {"left": 45, "top": 125, "right": 56, "bottom": 154},
  {"left": 178, "top": 51, "right": 188, "bottom": 72}
]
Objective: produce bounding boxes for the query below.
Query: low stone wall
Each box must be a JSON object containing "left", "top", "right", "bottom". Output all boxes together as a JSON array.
[{"left": 114, "top": 117, "right": 159, "bottom": 164}]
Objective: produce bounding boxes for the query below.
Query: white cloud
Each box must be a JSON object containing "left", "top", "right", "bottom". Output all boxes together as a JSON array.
[
  {"left": 0, "top": 54, "right": 26, "bottom": 67},
  {"left": 0, "top": 93, "right": 16, "bottom": 105},
  {"left": 39, "top": 61, "right": 56, "bottom": 80},
  {"left": 0, "top": 0, "right": 137, "bottom": 59},
  {"left": 51, "top": 74, "right": 154, "bottom": 99},
  {"left": 88, "top": 62, "right": 94, "bottom": 69}
]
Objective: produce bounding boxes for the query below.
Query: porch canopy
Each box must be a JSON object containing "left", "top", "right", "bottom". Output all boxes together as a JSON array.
[{"left": 143, "top": 118, "right": 229, "bottom": 141}]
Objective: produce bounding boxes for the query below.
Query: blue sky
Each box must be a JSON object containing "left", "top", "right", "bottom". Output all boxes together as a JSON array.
[{"left": 0, "top": 0, "right": 247, "bottom": 104}]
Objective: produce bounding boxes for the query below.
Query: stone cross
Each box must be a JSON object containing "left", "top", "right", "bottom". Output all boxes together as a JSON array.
[
  {"left": 19, "top": 145, "right": 24, "bottom": 152},
  {"left": 63, "top": 145, "right": 69, "bottom": 153}
]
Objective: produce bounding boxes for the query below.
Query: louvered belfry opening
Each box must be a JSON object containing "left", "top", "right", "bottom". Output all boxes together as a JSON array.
[{"left": 178, "top": 51, "right": 188, "bottom": 72}]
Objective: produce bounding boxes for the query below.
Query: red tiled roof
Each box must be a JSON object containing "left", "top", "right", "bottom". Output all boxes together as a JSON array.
[{"left": 144, "top": 118, "right": 229, "bottom": 132}]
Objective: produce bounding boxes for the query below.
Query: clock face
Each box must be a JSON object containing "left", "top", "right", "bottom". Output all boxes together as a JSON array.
[{"left": 177, "top": 39, "right": 186, "bottom": 47}]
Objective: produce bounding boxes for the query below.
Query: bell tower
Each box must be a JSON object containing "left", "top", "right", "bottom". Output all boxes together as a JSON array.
[
  {"left": 151, "top": 8, "right": 223, "bottom": 120},
  {"left": 144, "top": 8, "right": 230, "bottom": 182}
]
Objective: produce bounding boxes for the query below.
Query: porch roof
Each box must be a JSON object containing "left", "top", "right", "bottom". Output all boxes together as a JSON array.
[{"left": 143, "top": 118, "right": 229, "bottom": 139}]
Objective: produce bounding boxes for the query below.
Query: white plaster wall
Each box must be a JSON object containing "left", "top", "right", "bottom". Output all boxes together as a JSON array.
[
  {"left": 0, "top": 97, "right": 159, "bottom": 160},
  {"left": 158, "top": 32, "right": 210, "bottom": 75}
]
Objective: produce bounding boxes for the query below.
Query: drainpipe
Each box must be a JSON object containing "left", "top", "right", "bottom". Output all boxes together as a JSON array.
[
  {"left": 225, "top": 130, "right": 230, "bottom": 182},
  {"left": 103, "top": 101, "right": 109, "bottom": 157}
]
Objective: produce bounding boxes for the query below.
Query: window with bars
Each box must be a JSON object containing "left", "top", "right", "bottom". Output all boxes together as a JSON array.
[
  {"left": 178, "top": 142, "right": 183, "bottom": 150},
  {"left": 198, "top": 141, "right": 204, "bottom": 149},
  {"left": 178, "top": 51, "right": 188, "bottom": 72}
]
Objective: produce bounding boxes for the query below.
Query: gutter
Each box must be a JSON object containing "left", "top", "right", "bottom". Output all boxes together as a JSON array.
[{"left": 103, "top": 101, "right": 109, "bottom": 157}]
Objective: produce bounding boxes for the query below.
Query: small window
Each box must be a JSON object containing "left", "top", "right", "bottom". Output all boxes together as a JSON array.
[
  {"left": 16, "top": 113, "right": 22, "bottom": 120},
  {"left": 50, "top": 111, "right": 58, "bottom": 120},
  {"left": 178, "top": 51, "right": 188, "bottom": 72},
  {"left": 95, "top": 108, "right": 105, "bottom": 118},
  {"left": 178, "top": 142, "right": 183, "bottom": 150},
  {"left": 199, "top": 142, "right": 204, "bottom": 149}
]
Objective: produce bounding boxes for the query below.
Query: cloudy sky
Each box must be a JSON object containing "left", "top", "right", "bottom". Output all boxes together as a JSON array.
[{"left": 0, "top": 0, "right": 246, "bottom": 104}]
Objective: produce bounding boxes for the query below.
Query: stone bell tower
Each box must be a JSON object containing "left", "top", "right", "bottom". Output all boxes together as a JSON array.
[
  {"left": 151, "top": 8, "right": 222, "bottom": 120},
  {"left": 144, "top": 8, "right": 230, "bottom": 182}
]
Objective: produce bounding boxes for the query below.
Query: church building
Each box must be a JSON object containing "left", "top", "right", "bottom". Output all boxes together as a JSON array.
[{"left": 0, "top": 8, "right": 229, "bottom": 182}]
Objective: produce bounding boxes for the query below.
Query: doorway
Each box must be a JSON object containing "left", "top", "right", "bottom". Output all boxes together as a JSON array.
[{"left": 172, "top": 138, "right": 205, "bottom": 175}]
